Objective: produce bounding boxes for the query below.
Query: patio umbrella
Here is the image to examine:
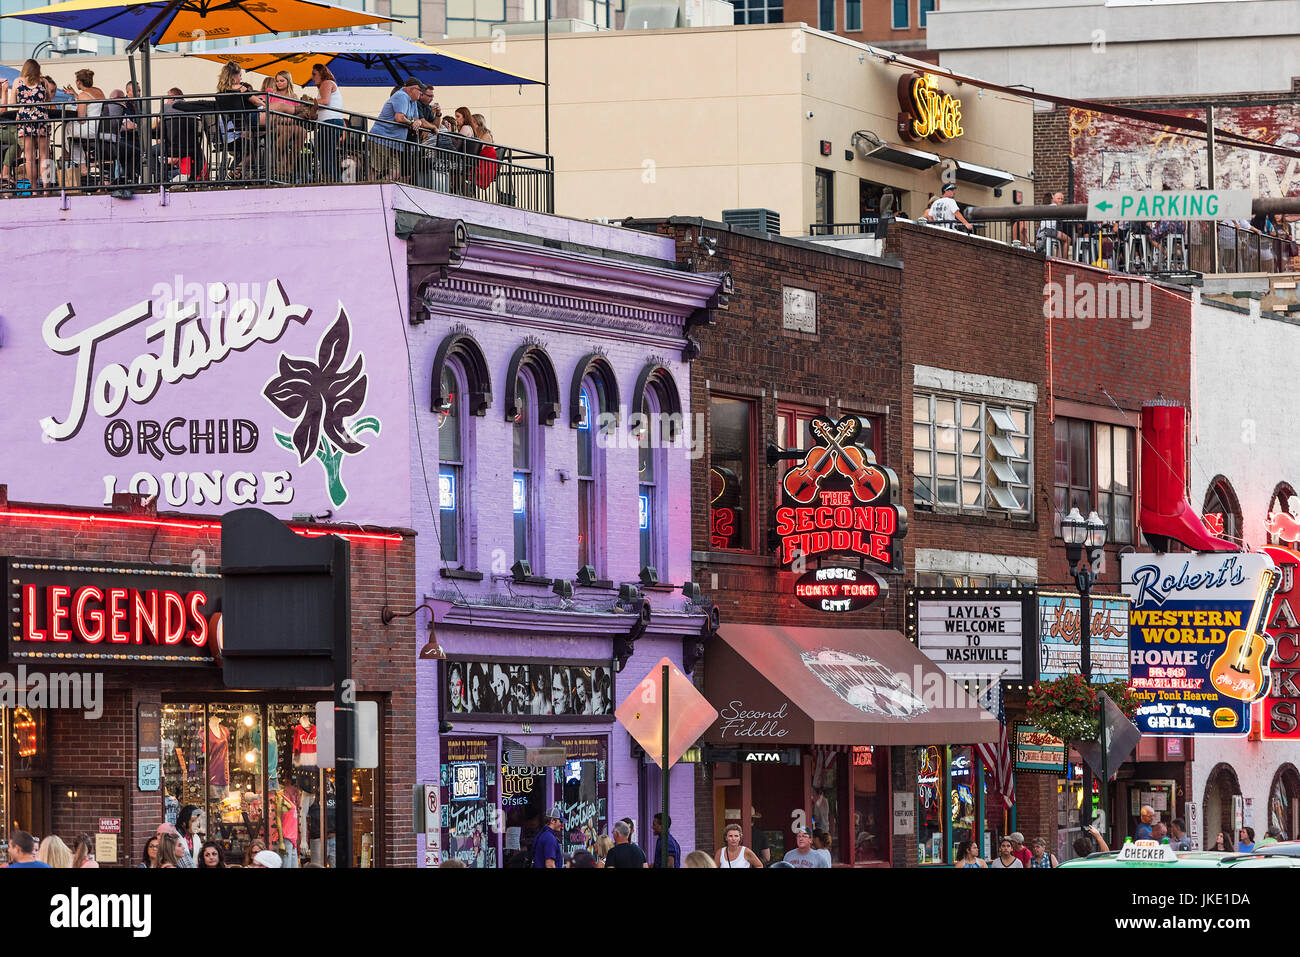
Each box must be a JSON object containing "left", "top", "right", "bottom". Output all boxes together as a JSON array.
[
  {"left": 189, "top": 29, "right": 542, "bottom": 88},
  {"left": 0, "top": 0, "right": 398, "bottom": 97}
]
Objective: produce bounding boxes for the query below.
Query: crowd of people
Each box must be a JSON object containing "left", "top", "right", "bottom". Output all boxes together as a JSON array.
[{"left": 0, "top": 59, "right": 506, "bottom": 196}]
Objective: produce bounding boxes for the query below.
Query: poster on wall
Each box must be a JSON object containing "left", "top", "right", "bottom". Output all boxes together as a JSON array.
[
  {"left": 1261, "top": 546, "right": 1300, "bottom": 741},
  {"left": 553, "top": 736, "right": 609, "bottom": 858},
  {"left": 443, "top": 658, "right": 614, "bottom": 719},
  {"left": 1122, "top": 553, "right": 1279, "bottom": 736},
  {"left": 440, "top": 737, "right": 498, "bottom": 868},
  {"left": 908, "top": 588, "right": 1036, "bottom": 684},
  {"left": 1036, "top": 592, "right": 1131, "bottom": 682},
  {"left": 0, "top": 221, "right": 410, "bottom": 525}
]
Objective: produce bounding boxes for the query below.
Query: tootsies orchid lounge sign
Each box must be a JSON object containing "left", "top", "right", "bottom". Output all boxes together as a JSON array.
[
  {"left": 4, "top": 558, "right": 222, "bottom": 665},
  {"left": 0, "top": 267, "right": 407, "bottom": 525},
  {"left": 775, "top": 415, "right": 907, "bottom": 574}
]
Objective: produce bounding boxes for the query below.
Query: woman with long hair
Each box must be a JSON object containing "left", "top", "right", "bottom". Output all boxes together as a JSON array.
[
  {"left": 953, "top": 840, "right": 986, "bottom": 868},
  {"left": 306, "top": 62, "right": 344, "bottom": 181},
  {"left": 9, "top": 59, "right": 50, "bottom": 189},
  {"left": 215, "top": 61, "right": 264, "bottom": 179},
  {"left": 154, "top": 833, "right": 181, "bottom": 868},
  {"left": 242, "top": 837, "right": 268, "bottom": 867},
  {"left": 71, "top": 833, "right": 99, "bottom": 868},
  {"left": 138, "top": 834, "right": 160, "bottom": 868},
  {"left": 197, "top": 841, "right": 226, "bottom": 868},
  {"left": 264, "top": 71, "right": 307, "bottom": 181},
  {"left": 37, "top": 835, "right": 73, "bottom": 868},
  {"left": 471, "top": 112, "right": 499, "bottom": 194},
  {"left": 63, "top": 68, "right": 106, "bottom": 178}
]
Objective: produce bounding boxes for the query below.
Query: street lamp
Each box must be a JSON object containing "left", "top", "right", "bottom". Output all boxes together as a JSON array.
[{"left": 1061, "top": 506, "right": 1107, "bottom": 833}]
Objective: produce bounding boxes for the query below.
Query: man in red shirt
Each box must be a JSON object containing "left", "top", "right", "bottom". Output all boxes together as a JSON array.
[{"left": 1007, "top": 831, "right": 1033, "bottom": 868}]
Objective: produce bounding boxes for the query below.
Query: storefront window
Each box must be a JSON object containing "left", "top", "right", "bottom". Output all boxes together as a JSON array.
[
  {"left": 812, "top": 748, "right": 842, "bottom": 863},
  {"left": 557, "top": 736, "right": 608, "bottom": 857},
  {"left": 709, "top": 395, "right": 754, "bottom": 550},
  {"left": 5, "top": 708, "right": 49, "bottom": 837},
  {"left": 852, "top": 747, "right": 887, "bottom": 862},
  {"left": 501, "top": 762, "right": 548, "bottom": 863},
  {"left": 162, "top": 703, "right": 352, "bottom": 867},
  {"left": 442, "top": 737, "right": 498, "bottom": 868},
  {"left": 916, "top": 745, "right": 944, "bottom": 863},
  {"left": 949, "top": 746, "right": 976, "bottom": 861}
]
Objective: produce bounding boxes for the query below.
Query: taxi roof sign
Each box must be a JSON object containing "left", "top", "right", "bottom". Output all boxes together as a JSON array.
[{"left": 1117, "top": 841, "right": 1180, "bottom": 864}]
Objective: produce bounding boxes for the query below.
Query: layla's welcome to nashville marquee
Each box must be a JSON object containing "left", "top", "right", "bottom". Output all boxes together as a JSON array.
[{"left": 773, "top": 415, "right": 907, "bottom": 574}]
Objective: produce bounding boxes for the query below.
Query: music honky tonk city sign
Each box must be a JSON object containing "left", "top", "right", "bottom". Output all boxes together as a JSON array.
[{"left": 2, "top": 277, "right": 406, "bottom": 524}]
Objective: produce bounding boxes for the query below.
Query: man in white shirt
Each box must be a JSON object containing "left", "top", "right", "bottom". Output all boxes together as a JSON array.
[
  {"left": 783, "top": 826, "right": 831, "bottom": 868},
  {"left": 923, "top": 183, "right": 973, "bottom": 232}
]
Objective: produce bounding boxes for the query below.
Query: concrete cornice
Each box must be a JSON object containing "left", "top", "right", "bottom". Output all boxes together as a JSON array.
[{"left": 429, "top": 597, "right": 706, "bottom": 637}]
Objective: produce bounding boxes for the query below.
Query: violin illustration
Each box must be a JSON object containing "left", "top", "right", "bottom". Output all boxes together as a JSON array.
[
  {"left": 811, "top": 418, "right": 887, "bottom": 503},
  {"left": 1209, "top": 568, "right": 1279, "bottom": 703},
  {"left": 782, "top": 418, "right": 857, "bottom": 503}
]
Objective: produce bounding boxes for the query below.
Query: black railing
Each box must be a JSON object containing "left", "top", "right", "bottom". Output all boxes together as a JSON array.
[
  {"left": 0, "top": 94, "right": 553, "bottom": 213},
  {"left": 809, "top": 216, "right": 1294, "bottom": 274}
]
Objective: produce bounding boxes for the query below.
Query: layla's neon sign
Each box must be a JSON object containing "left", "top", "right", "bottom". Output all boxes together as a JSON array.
[{"left": 898, "top": 73, "right": 963, "bottom": 144}]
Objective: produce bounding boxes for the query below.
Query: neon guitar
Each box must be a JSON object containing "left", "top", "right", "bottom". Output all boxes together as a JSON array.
[
  {"left": 811, "top": 418, "right": 887, "bottom": 503},
  {"left": 782, "top": 418, "right": 857, "bottom": 504},
  {"left": 1209, "top": 568, "right": 1278, "bottom": 702}
]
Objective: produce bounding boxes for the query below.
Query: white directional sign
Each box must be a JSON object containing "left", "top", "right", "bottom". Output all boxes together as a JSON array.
[{"left": 1087, "top": 189, "right": 1252, "bottom": 221}]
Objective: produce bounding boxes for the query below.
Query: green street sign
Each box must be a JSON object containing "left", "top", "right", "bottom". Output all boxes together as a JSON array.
[{"left": 1086, "top": 189, "right": 1252, "bottom": 222}]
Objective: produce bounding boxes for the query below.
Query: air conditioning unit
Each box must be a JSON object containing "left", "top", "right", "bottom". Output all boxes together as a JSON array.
[
  {"left": 50, "top": 34, "right": 99, "bottom": 55},
  {"left": 722, "top": 208, "right": 780, "bottom": 234}
]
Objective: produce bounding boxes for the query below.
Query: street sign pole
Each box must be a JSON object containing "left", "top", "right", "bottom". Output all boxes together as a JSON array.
[
  {"left": 1206, "top": 106, "right": 1219, "bottom": 274},
  {"left": 660, "top": 663, "right": 669, "bottom": 869}
]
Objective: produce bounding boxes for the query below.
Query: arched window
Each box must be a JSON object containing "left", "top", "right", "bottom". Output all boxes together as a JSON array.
[
  {"left": 438, "top": 362, "right": 469, "bottom": 564},
  {"left": 1268, "top": 764, "right": 1300, "bottom": 841},
  {"left": 577, "top": 376, "right": 607, "bottom": 574},
  {"left": 633, "top": 365, "right": 679, "bottom": 578},
  {"left": 1203, "top": 762, "right": 1242, "bottom": 850},
  {"left": 513, "top": 370, "right": 544, "bottom": 568},
  {"left": 1202, "top": 476, "right": 1243, "bottom": 545}
]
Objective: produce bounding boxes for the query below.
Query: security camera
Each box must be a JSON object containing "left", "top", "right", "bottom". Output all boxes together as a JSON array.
[{"left": 806, "top": 111, "right": 815, "bottom": 119}]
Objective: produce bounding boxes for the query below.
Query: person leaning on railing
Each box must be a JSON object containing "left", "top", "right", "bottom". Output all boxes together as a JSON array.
[
  {"left": 303, "top": 63, "right": 344, "bottom": 182},
  {"left": 368, "top": 77, "right": 425, "bottom": 183}
]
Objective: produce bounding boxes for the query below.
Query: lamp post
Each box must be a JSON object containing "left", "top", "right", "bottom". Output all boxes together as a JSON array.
[{"left": 1061, "top": 507, "right": 1107, "bottom": 831}]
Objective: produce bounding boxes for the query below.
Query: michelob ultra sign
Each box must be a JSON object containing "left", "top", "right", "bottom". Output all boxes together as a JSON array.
[{"left": 1122, "top": 553, "right": 1279, "bottom": 736}]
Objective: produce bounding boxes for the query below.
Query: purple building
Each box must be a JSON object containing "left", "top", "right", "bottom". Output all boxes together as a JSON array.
[{"left": 0, "top": 184, "right": 727, "bottom": 867}]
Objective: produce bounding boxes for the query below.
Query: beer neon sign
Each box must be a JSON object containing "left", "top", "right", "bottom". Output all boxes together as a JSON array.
[{"left": 898, "top": 73, "right": 964, "bottom": 144}]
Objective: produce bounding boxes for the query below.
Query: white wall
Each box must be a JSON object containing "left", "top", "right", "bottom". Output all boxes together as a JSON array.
[
  {"left": 1189, "top": 291, "right": 1300, "bottom": 841},
  {"left": 927, "top": 0, "right": 1300, "bottom": 98}
]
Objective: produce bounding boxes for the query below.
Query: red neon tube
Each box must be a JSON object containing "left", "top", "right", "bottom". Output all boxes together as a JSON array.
[{"left": 1, "top": 509, "right": 404, "bottom": 544}]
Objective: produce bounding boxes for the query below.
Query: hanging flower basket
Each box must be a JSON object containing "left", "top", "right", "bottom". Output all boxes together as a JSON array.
[{"left": 1025, "top": 674, "right": 1140, "bottom": 743}]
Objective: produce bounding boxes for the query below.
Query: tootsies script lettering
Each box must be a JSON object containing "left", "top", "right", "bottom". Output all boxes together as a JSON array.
[{"left": 37, "top": 281, "right": 310, "bottom": 509}]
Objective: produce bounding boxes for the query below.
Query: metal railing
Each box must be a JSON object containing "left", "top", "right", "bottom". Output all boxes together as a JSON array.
[
  {"left": 0, "top": 94, "right": 553, "bottom": 213},
  {"left": 809, "top": 215, "right": 1294, "bottom": 275}
]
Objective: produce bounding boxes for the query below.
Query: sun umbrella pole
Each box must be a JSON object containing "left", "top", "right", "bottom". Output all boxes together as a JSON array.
[{"left": 543, "top": 0, "right": 550, "bottom": 157}]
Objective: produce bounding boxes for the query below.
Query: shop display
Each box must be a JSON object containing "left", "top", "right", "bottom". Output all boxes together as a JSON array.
[{"left": 158, "top": 702, "right": 375, "bottom": 867}]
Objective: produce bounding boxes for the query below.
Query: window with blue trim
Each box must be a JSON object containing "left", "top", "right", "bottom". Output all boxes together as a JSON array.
[
  {"left": 438, "top": 365, "right": 465, "bottom": 564},
  {"left": 892, "top": 0, "right": 909, "bottom": 29},
  {"left": 919, "top": 0, "right": 934, "bottom": 28}
]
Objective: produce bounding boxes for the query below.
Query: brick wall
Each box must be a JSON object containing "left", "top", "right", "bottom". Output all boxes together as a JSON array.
[{"left": 0, "top": 495, "right": 417, "bottom": 867}]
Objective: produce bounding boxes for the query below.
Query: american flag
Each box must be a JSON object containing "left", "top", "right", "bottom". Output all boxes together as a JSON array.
[{"left": 975, "top": 686, "right": 1015, "bottom": 810}]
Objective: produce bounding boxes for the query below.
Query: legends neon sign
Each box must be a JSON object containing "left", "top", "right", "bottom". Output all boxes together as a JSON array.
[
  {"left": 4, "top": 558, "right": 221, "bottom": 665},
  {"left": 774, "top": 415, "right": 906, "bottom": 575}
]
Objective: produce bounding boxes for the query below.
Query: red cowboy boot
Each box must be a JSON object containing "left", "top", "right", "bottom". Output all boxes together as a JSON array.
[{"left": 1139, "top": 400, "right": 1236, "bottom": 552}]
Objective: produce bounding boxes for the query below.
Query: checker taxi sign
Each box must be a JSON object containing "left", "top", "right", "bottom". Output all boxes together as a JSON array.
[
  {"left": 1117, "top": 841, "right": 1180, "bottom": 864},
  {"left": 1087, "top": 189, "right": 1252, "bottom": 221}
]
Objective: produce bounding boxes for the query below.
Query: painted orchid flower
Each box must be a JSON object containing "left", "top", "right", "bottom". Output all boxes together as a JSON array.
[{"left": 264, "top": 308, "right": 369, "bottom": 465}]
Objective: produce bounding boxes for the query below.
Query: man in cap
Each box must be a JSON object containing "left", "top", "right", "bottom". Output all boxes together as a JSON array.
[
  {"left": 1007, "top": 831, "right": 1032, "bottom": 868},
  {"left": 923, "top": 182, "right": 973, "bottom": 232},
  {"left": 782, "top": 826, "right": 831, "bottom": 868},
  {"left": 532, "top": 805, "right": 565, "bottom": 868},
  {"left": 369, "top": 76, "right": 425, "bottom": 182},
  {"left": 251, "top": 849, "right": 283, "bottom": 868}
]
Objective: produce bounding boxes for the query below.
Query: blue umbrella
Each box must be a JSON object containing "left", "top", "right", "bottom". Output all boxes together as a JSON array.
[{"left": 189, "top": 28, "right": 541, "bottom": 87}]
